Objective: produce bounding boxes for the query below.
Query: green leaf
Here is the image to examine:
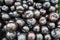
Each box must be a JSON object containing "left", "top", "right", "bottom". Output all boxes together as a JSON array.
[{"left": 58, "top": 2, "right": 60, "bottom": 12}]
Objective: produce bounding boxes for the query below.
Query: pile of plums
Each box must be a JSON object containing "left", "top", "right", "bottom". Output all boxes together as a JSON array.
[{"left": 0, "top": 0, "right": 59, "bottom": 40}]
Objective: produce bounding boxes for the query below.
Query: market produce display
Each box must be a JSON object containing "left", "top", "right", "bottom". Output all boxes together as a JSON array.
[{"left": 0, "top": 0, "right": 59, "bottom": 40}]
